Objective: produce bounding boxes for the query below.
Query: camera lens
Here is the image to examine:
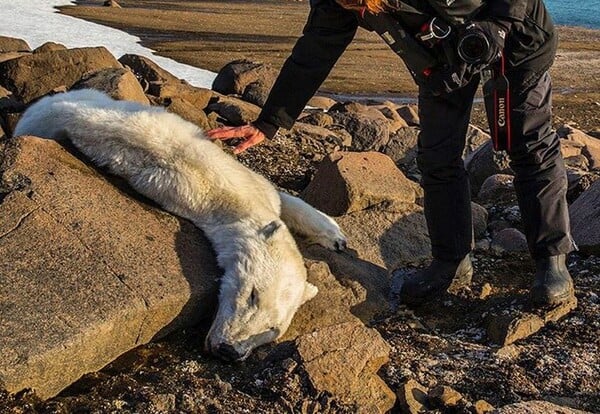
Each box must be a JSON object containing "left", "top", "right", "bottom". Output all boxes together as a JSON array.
[{"left": 458, "top": 31, "right": 490, "bottom": 64}]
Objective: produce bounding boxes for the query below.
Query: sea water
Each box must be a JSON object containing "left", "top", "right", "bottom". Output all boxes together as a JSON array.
[{"left": 545, "top": 0, "right": 600, "bottom": 29}]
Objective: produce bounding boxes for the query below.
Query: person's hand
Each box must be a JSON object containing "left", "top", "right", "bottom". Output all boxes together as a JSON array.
[
  {"left": 424, "top": 62, "right": 474, "bottom": 96},
  {"left": 206, "top": 124, "right": 266, "bottom": 154}
]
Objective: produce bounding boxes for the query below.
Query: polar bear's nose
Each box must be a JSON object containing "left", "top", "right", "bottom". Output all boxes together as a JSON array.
[{"left": 214, "top": 343, "right": 242, "bottom": 361}]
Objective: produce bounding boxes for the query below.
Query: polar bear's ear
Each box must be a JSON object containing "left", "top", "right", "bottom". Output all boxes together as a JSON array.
[
  {"left": 259, "top": 220, "right": 283, "bottom": 240},
  {"left": 302, "top": 282, "right": 318, "bottom": 304}
]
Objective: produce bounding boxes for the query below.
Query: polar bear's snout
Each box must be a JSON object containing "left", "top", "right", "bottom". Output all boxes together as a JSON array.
[{"left": 205, "top": 221, "right": 318, "bottom": 361}]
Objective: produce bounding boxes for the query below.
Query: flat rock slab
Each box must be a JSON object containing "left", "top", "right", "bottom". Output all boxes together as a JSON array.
[
  {"left": 0, "top": 137, "right": 220, "bottom": 399},
  {"left": 296, "top": 320, "right": 395, "bottom": 413},
  {"left": 486, "top": 295, "right": 577, "bottom": 346}
]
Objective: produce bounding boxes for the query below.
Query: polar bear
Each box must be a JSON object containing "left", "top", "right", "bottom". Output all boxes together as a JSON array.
[{"left": 14, "top": 89, "right": 347, "bottom": 361}]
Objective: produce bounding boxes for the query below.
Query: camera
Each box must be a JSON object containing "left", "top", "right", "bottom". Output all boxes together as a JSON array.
[{"left": 457, "top": 25, "right": 491, "bottom": 65}]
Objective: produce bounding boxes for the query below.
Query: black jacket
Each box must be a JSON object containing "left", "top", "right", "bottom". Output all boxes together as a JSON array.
[{"left": 255, "top": 0, "right": 557, "bottom": 136}]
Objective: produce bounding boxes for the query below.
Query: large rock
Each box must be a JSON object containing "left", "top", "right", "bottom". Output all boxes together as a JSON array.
[
  {"left": 493, "top": 400, "right": 591, "bottom": 413},
  {"left": 334, "top": 204, "right": 431, "bottom": 270},
  {"left": 211, "top": 59, "right": 277, "bottom": 97},
  {"left": 206, "top": 95, "right": 261, "bottom": 126},
  {"left": 558, "top": 124, "right": 600, "bottom": 170},
  {"left": 560, "top": 138, "right": 585, "bottom": 158},
  {"left": 118, "top": 54, "right": 182, "bottom": 96},
  {"left": 486, "top": 295, "right": 577, "bottom": 346},
  {"left": 0, "top": 47, "right": 122, "bottom": 104},
  {"left": 490, "top": 228, "right": 528, "bottom": 256},
  {"left": 307, "top": 95, "right": 337, "bottom": 111},
  {"left": 396, "top": 379, "right": 430, "bottom": 413},
  {"left": 465, "top": 140, "right": 514, "bottom": 196},
  {"left": 71, "top": 68, "right": 150, "bottom": 105},
  {"left": 0, "top": 52, "right": 29, "bottom": 64},
  {"left": 472, "top": 201, "right": 489, "bottom": 239},
  {"left": 166, "top": 97, "right": 215, "bottom": 130},
  {"left": 383, "top": 126, "right": 420, "bottom": 170},
  {"left": 397, "top": 104, "right": 419, "bottom": 126},
  {"left": 477, "top": 173, "right": 516, "bottom": 206},
  {"left": 330, "top": 111, "right": 390, "bottom": 152},
  {"left": 281, "top": 261, "right": 365, "bottom": 340},
  {"left": 302, "top": 244, "right": 392, "bottom": 321},
  {"left": 0, "top": 36, "right": 31, "bottom": 53},
  {"left": 296, "top": 321, "right": 395, "bottom": 413},
  {"left": 0, "top": 137, "right": 220, "bottom": 399},
  {"left": 33, "top": 42, "right": 67, "bottom": 54},
  {"left": 569, "top": 179, "right": 600, "bottom": 254},
  {"left": 302, "top": 151, "right": 416, "bottom": 216},
  {"left": 153, "top": 82, "right": 213, "bottom": 110}
]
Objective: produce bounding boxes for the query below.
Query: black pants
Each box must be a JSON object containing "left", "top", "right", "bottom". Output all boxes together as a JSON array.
[{"left": 417, "top": 69, "right": 574, "bottom": 261}]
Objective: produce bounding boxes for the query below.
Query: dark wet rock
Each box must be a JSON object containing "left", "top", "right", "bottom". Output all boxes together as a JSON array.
[
  {"left": 477, "top": 174, "right": 516, "bottom": 206},
  {"left": 472, "top": 201, "right": 489, "bottom": 240},
  {"left": 569, "top": 179, "right": 600, "bottom": 254},
  {"left": 491, "top": 228, "right": 528, "bottom": 256},
  {"left": 397, "top": 104, "right": 419, "bottom": 126}
]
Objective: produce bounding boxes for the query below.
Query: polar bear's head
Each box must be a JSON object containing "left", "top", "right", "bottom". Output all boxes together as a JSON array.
[{"left": 205, "top": 219, "right": 317, "bottom": 361}]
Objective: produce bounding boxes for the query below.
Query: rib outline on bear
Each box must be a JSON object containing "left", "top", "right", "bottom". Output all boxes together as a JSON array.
[{"left": 14, "top": 89, "right": 347, "bottom": 361}]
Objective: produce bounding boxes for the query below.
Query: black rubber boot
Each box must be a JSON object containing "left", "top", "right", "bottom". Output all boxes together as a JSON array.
[
  {"left": 530, "top": 254, "right": 574, "bottom": 307},
  {"left": 400, "top": 254, "right": 473, "bottom": 305}
]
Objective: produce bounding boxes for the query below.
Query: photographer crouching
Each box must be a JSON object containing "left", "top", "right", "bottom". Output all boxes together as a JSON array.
[{"left": 208, "top": 0, "right": 576, "bottom": 308}]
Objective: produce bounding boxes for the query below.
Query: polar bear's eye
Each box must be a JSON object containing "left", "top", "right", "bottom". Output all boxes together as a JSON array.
[{"left": 250, "top": 287, "right": 259, "bottom": 306}]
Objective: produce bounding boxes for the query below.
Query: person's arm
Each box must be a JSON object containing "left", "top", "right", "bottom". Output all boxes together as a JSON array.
[
  {"left": 484, "top": 0, "right": 528, "bottom": 22},
  {"left": 424, "top": 0, "right": 528, "bottom": 24},
  {"left": 256, "top": 0, "right": 358, "bottom": 133},
  {"left": 208, "top": 0, "right": 357, "bottom": 152}
]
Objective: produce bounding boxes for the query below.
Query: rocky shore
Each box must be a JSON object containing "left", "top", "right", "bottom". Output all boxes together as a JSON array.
[{"left": 0, "top": 2, "right": 599, "bottom": 412}]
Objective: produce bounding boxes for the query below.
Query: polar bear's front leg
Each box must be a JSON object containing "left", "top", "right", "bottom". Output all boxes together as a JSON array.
[{"left": 278, "top": 192, "right": 347, "bottom": 252}]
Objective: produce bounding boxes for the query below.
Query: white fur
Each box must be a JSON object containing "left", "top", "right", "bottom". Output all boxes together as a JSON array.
[{"left": 14, "top": 89, "right": 347, "bottom": 360}]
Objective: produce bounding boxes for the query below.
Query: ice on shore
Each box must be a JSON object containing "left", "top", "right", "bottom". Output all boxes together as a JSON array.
[{"left": 0, "top": 0, "right": 216, "bottom": 88}]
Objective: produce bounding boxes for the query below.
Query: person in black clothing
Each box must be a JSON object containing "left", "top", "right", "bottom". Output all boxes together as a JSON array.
[{"left": 208, "top": 0, "right": 576, "bottom": 307}]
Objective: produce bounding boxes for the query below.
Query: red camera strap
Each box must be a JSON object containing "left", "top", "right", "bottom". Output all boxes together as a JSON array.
[{"left": 491, "top": 53, "right": 512, "bottom": 151}]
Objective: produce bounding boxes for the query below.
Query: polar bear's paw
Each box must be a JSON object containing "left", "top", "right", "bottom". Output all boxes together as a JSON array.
[{"left": 310, "top": 219, "right": 348, "bottom": 252}]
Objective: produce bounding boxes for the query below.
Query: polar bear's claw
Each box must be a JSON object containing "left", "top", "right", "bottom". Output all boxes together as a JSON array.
[{"left": 335, "top": 238, "right": 347, "bottom": 252}]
